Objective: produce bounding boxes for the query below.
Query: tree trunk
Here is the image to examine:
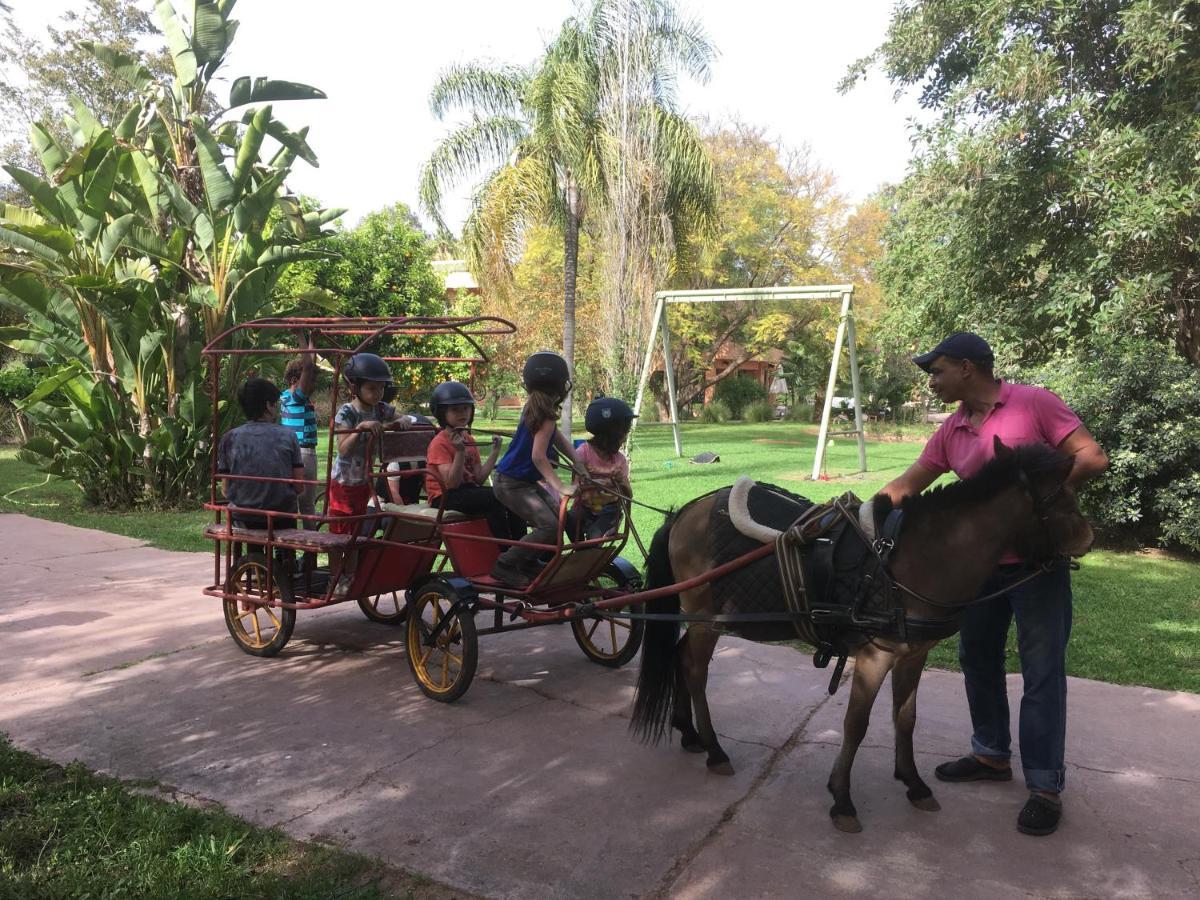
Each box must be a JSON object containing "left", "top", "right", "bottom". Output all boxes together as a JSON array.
[
  {"left": 1176, "top": 295, "right": 1200, "bottom": 366},
  {"left": 561, "top": 185, "right": 582, "bottom": 440}
]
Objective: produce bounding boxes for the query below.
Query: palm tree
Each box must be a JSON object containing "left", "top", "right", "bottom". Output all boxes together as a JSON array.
[{"left": 419, "top": 0, "right": 718, "bottom": 430}]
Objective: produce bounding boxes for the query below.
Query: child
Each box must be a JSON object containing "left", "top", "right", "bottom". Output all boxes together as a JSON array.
[
  {"left": 329, "top": 352, "right": 413, "bottom": 595},
  {"left": 489, "top": 351, "right": 579, "bottom": 587},
  {"left": 569, "top": 397, "right": 635, "bottom": 540},
  {"left": 425, "top": 380, "right": 526, "bottom": 542},
  {"left": 279, "top": 331, "right": 319, "bottom": 530},
  {"left": 217, "top": 377, "right": 304, "bottom": 532}
]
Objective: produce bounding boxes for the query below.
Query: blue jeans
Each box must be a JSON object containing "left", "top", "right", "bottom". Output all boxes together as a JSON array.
[{"left": 958, "top": 562, "right": 1072, "bottom": 794}]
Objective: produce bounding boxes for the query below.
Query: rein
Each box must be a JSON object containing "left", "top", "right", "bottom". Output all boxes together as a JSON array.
[{"left": 835, "top": 471, "right": 1072, "bottom": 617}]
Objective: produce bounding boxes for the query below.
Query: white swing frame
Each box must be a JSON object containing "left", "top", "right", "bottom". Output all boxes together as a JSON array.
[{"left": 629, "top": 284, "right": 867, "bottom": 480}]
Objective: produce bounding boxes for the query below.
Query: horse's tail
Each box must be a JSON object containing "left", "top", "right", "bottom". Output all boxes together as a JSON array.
[{"left": 630, "top": 511, "right": 682, "bottom": 744}]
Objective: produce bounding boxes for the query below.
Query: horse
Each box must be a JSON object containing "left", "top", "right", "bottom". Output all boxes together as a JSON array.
[{"left": 629, "top": 437, "right": 1093, "bottom": 833}]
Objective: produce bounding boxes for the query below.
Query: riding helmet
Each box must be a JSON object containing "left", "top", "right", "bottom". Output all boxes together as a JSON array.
[
  {"left": 585, "top": 397, "right": 637, "bottom": 434},
  {"left": 429, "top": 380, "right": 476, "bottom": 424},
  {"left": 522, "top": 350, "right": 571, "bottom": 396},
  {"left": 344, "top": 352, "right": 394, "bottom": 386}
]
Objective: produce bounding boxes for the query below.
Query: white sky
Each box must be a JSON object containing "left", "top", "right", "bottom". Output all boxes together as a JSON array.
[{"left": 8, "top": 0, "right": 923, "bottom": 232}]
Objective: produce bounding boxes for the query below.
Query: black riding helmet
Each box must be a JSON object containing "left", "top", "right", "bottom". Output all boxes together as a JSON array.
[
  {"left": 344, "top": 352, "right": 395, "bottom": 401},
  {"left": 585, "top": 397, "right": 637, "bottom": 434},
  {"left": 522, "top": 350, "right": 571, "bottom": 398},
  {"left": 429, "top": 380, "right": 475, "bottom": 427}
]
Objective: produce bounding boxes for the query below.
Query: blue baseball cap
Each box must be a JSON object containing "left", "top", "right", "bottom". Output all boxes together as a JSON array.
[{"left": 912, "top": 332, "right": 994, "bottom": 373}]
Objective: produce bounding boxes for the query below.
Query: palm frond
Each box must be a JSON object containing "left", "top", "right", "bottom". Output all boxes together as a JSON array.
[
  {"left": 428, "top": 63, "right": 531, "bottom": 120},
  {"left": 462, "top": 154, "right": 557, "bottom": 289},
  {"left": 418, "top": 115, "right": 530, "bottom": 227}
]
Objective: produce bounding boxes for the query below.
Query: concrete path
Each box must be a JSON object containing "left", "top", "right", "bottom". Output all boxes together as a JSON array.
[{"left": 1, "top": 513, "right": 1198, "bottom": 899}]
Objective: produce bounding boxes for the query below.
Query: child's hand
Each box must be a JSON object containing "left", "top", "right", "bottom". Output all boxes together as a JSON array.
[
  {"left": 449, "top": 428, "right": 467, "bottom": 451},
  {"left": 392, "top": 416, "right": 412, "bottom": 431},
  {"left": 357, "top": 419, "right": 384, "bottom": 437},
  {"left": 490, "top": 435, "right": 502, "bottom": 452},
  {"left": 559, "top": 481, "right": 578, "bottom": 497}
]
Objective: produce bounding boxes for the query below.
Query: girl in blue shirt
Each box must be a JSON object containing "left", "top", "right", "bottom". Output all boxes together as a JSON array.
[{"left": 491, "top": 351, "right": 579, "bottom": 587}]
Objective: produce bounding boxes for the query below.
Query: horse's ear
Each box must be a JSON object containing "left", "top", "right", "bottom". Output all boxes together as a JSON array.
[{"left": 992, "top": 435, "right": 1012, "bottom": 458}]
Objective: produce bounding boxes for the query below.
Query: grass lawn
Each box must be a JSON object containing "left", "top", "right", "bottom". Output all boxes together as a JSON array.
[
  {"left": 0, "top": 736, "right": 457, "bottom": 899},
  {"left": 0, "top": 419, "right": 1196, "bottom": 692}
]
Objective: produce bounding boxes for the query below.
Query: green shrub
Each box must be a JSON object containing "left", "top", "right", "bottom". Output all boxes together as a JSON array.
[
  {"left": 713, "top": 376, "right": 768, "bottom": 418},
  {"left": 745, "top": 400, "right": 775, "bottom": 423},
  {"left": 1040, "top": 336, "right": 1200, "bottom": 552},
  {"left": 0, "top": 363, "right": 39, "bottom": 403},
  {"left": 784, "top": 403, "right": 813, "bottom": 422},
  {"left": 698, "top": 400, "right": 730, "bottom": 423}
]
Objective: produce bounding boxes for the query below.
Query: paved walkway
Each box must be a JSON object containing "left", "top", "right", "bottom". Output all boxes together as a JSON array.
[{"left": 1, "top": 514, "right": 1198, "bottom": 899}]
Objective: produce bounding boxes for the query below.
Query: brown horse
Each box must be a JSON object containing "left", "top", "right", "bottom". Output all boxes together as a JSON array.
[{"left": 629, "top": 438, "right": 1093, "bottom": 832}]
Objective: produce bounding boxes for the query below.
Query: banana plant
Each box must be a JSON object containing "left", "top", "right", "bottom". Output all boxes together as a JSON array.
[{"left": 0, "top": 0, "right": 342, "bottom": 505}]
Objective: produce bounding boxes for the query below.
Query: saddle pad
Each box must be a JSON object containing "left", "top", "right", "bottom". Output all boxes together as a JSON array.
[{"left": 707, "top": 482, "right": 813, "bottom": 641}]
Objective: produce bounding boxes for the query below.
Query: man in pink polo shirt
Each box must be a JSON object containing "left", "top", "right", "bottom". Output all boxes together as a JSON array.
[{"left": 879, "top": 332, "right": 1108, "bottom": 836}]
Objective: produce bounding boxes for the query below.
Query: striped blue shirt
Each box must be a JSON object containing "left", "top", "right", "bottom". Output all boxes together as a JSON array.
[{"left": 280, "top": 387, "right": 317, "bottom": 448}]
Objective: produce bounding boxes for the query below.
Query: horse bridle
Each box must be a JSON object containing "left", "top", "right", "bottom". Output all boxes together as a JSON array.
[{"left": 854, "top": 470, "right": 1073, "bottom": 616}]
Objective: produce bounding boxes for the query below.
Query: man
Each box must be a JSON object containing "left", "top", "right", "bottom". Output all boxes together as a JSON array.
[
  {"left": 280, "top": 332, "right": 319, "bottom": 529},
  {"left": 878, "top": 332, "right": 1108, "bottom": 836}
]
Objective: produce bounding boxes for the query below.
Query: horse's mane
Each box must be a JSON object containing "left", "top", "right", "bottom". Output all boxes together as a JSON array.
[{"left": 874, "top": 442, "right": 1071, "bottom": 522}]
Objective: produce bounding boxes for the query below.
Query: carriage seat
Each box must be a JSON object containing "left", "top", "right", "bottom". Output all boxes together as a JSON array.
[
  {"left": 379, "top": 502, "right": 471, "bottom": 523},
  {"left": 203, "top": 522, "right": 353, "bottom": 551}
]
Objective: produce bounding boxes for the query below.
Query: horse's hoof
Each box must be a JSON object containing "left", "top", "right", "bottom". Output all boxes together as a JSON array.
[
  {"left": 707, "top": 760, "right": 735, "bottom": 776},
  {"left": 832, "top": 815, "right": 862, "bottom": 834},
  {"left": 910, "top": 795, "right": 940, "bottom": 812}
]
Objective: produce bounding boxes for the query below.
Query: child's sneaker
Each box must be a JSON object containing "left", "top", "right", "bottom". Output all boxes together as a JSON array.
[
  {"left": 332, "top": 573, "right": 355, "bottom": 598},
  {"left": 489, "top": 559, "right": 530, "bottom": 588}
]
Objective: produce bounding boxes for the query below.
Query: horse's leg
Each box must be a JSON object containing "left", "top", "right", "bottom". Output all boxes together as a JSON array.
[
  {"left": 827, "top": 644, "right": 893, "bottom": 833},
  {"left": 672, "top": 629, "right": 704, "bottom": 753},
  {"left": 891, "top": 645, "right": 939, "bottom": 812},
  {"left": 680, "top": 623, "right": 732, "bottom": 775}
]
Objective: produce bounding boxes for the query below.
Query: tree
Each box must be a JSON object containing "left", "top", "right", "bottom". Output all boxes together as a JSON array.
[
  {"left": 848, "top": 0, "right": 1200, "bottom": 367},
  {"left": 420, "top": 0, "right": 716, "bottom": 428},
  {"left": 0, "top": 0, "right": 173, "bottom": 202},
  {"left": 0, "top": 0, "right": 339, "bottom": 505},
  {"left": 655, "top": 123, "right": 846, "bottom": 409}
]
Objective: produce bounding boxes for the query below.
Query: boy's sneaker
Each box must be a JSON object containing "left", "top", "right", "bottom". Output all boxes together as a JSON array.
[
  {"left": 489, "top": 559, "right": 530, "bottom": 588},
  {"left": 332, "top": 574, "right": 355, "bottom": 599}
]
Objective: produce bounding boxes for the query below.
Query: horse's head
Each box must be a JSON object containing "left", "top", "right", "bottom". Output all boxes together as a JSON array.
[{"left": 993, "top": 436, "right": 1093, "bottom": 561}]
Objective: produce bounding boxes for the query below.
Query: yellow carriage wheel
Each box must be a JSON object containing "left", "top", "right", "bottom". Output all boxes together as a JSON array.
[
  {"left": 223, "top": 553, "right": 296, "bottom": 657},
  {"left": 571, "top": 564, "right": 645, "bottom": 668},
  {"left": 358, "top": 590, "right": 407, "bottom": 625},
  {"left": 405, "top": 581, "right": 478, "bottom": 702}
]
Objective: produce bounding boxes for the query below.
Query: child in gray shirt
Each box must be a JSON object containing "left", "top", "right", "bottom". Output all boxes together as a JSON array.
[{"left": 218, "top": 378, "right": 304, "bottom": 530}]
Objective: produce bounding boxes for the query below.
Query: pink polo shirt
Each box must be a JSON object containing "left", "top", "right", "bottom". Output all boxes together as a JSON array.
[{"left": 918, "top": 381, "right": 1081, "bottom": 564}]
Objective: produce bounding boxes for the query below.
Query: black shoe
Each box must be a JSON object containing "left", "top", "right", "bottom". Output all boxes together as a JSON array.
[
  {"left": 934, "top": 756, "right": 1013, "bottom": 782},
  {"left": 489, "top": 559, "right": 530, "bottom": 588},
  {"left": 1017, "top": 793, "right": 1062, "bottom": 836}
]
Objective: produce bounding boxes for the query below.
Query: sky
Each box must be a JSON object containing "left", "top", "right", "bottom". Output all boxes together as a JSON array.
[{"left": 8, "top": 0, "right": 924, "bottom": 233}]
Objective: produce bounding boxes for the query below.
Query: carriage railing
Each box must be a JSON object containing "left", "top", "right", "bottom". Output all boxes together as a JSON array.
[{"left": 203, "top": 422, "right": 631, "bottom": 610}]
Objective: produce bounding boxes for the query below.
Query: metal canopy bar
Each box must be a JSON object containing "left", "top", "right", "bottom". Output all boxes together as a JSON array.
[{"left": 630, "top": 285, "right": 866, "bottom": 480}]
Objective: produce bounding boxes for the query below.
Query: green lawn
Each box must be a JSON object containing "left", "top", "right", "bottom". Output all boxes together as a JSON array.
[
  {"left": 0, "top": 736, "right": 454, "bottom": 899},
  {"left": 0, "top": 420, "right": 1196, "bottom": 692}
]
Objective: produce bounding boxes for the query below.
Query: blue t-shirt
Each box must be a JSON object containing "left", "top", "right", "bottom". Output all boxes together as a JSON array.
[
  {"left": 496, "top": 416, "right": 558, "bottom": 482},
  {"left": 280, "top": 387, "right": 317, "bottom": 448}
]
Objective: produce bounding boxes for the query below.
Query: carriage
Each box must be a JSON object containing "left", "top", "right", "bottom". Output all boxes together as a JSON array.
[{"left": 201, "top": 315, "right": 645, "bottom": 701}]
